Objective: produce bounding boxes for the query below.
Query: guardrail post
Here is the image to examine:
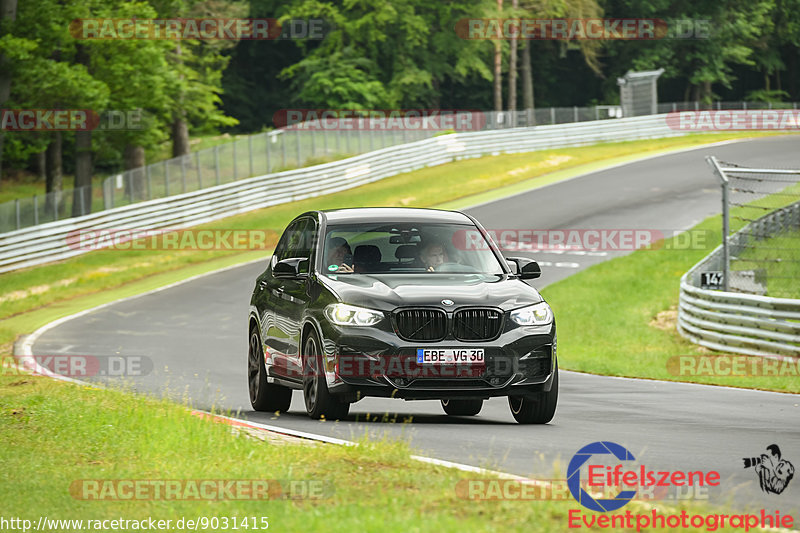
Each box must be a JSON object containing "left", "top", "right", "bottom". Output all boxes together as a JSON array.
[
  {"left": 248, "top": 135, "right": 254, "bottom": 177},
  {"left": 707, "top": 156, "right": 730, "bottom": 291},
  {"left": 15, "top": 199, "right": 20, "bottom": 230},
  {"left": 196, "top": 151, "right": 202, "bottom": 188},
  {"left": 214, "top": 145, "right": 221, "bottom": 184}
]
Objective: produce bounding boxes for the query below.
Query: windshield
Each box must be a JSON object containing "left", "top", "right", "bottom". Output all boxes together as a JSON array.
[{"left": 321, "top": 222, "right": 505, "bottom": 275}]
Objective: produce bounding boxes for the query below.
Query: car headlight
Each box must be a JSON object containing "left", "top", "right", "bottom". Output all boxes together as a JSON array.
[
  {"left": 324, "top": 303, "right": 384, "bottom": 326},
  {"left": 510, "top": 302, "right": 553, "bottom": 326}
]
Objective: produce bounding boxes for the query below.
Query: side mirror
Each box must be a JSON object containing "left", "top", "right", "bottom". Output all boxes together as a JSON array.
[
  {"left": 273, "top": 257, "right": 308, "bottom": 278},
  {"left": 505, "top": 257, "right": 541, "bottom": 280}
]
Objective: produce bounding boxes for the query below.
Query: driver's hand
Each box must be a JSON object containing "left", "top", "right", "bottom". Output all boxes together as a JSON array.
[{"left": 337, "top": 264, "right": 354, "bottom": 273}]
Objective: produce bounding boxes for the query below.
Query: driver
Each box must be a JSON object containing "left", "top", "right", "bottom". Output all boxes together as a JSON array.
[
  {"left": 419, "top": 241, "right": 448, "bottom": 272},
  {"left": 326, "top": 237, "right": 353, "bottom": 273}
]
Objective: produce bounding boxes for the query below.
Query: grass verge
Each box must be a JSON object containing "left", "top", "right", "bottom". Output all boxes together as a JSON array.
[
  {"left": 0, "top": 372, "right": 763, "bottom": 531},
  {"left": 541, "top": 211, "right": 800, "bottom": 393}
]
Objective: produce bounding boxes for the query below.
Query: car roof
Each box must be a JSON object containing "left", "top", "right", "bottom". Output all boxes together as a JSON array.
[{"left": 317, "top": 207, "right": 473, "bottom": 225}]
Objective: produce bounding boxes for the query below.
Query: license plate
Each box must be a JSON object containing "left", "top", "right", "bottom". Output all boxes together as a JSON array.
[{"left": 416, "top": 348, "right": 484, "bottom": 364}]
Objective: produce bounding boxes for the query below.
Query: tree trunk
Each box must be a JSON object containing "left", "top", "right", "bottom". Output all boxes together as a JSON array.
[
  {"left": 45, "top": 132, "right": 63, "bottom": 217},
  {"left": 0, "top": 0, "right": 18, "bottom": 184},
  {"left": 521, "top": 39, "right": 534, "bottom": 124},
  {"left": 171, "top": 113, "right": 190, "bottom": 157},
  {"left": 171, "top": 42, "right": 190, "bottom": 157},
  {"left": 72, "top": 130, "right": 93, "bottom": 217},
  {"left": 123, "top": 144, "right": 146, "bottom": 202},
  {"left": 507, "top": 0, "right": 518, "bottom": 125},
  {"left": 493, "top": 0, "right": 503, "bottom": 114},
  {"left": 31, "top": 149, "right": 45, "bottom": 181}
]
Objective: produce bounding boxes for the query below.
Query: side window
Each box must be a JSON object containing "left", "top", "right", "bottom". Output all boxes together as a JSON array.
[
  {"left": 296, "top": 219, "right": 317, "bottom": 273},
  {"left": 273, "top": 219, "right": 307, "bottom": 264}
]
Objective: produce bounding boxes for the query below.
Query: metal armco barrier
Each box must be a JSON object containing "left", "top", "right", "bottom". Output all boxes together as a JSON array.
[
  {"left": 0, "top": 114, "right": 683, "bottom": 273},
  {"left": 678, "top": 198, "right": 800, "bottom": 357}
]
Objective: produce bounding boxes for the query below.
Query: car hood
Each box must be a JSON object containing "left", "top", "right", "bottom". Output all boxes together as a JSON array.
[{"left": 318, "top": 273, "right": 543, "bottom": 312}]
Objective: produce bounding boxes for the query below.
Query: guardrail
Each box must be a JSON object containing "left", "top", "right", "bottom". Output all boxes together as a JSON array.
[
  {"left": 0, "top": 113, "right": 684, "bottom": 274},
  {"left": 678, "top": 200, "right": 800, "bottom": 357}
]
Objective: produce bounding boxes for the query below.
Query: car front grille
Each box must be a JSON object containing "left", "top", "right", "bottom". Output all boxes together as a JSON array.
[
  {"left": 394, "top": 309, "right": 448, "bottom": 341},
  {"left": 453, "top": 309, "right": 503, "bottom": 341},
  {"left": 394, "top": 307, "right": 503, "bottom": 342}
]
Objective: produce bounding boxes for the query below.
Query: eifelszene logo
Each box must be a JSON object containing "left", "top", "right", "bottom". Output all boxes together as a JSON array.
[
  {"left": 743, "top": 444, "right": 794, "bottom": 495},
  {"left": 567, "top": 441, "right": 721, "bottom": 512}
]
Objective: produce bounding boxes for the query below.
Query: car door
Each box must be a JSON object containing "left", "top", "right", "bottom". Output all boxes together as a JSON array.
[{"left": 264, "top": 217, "right": 314, "bottom": 378}]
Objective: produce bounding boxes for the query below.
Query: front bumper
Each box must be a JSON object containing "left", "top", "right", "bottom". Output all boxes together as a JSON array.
[{"left": 321, "top": 322, "right": 556, "bottom": 401}]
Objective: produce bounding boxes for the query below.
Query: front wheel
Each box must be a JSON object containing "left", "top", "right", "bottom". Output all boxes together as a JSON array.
[
  {"left": 302, "top": 331, "right": 350, "bottom": 420},
  {"left": 248, "top": 329, "right": 292, "bottom": 412},
  {"left": 508, "top": 362, "right": 558, "bottom": 424},
  {"left": 441, "top": 399, "right": 483, "bottom": 416}
]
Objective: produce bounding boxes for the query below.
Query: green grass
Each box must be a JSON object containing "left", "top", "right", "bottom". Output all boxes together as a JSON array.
[
  {"left": 541, "top": 215, "right": 800, "bottom": 393},
  {"left": 0, "top": 372, "right": 764, "bottom": 531}
]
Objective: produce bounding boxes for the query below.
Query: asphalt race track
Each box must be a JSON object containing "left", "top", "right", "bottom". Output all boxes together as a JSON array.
[{"left": 32, "top": 136, "right": 800, "bottom": 515}]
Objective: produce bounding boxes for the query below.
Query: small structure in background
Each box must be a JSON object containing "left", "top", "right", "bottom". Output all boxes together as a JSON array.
[{"left": 617, "top": 69, "right": 665, "bottom": 117}]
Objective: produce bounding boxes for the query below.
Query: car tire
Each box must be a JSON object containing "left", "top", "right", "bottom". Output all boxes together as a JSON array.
[
  {"left": 441, "top": 399, "right": 483, "bottom": 416},
  {"left": 508, "top": 361, "right": 558, "bottom": 424},
  {"left": 248, "top": 328, "right": 292, "bottom": 412},
  {"left": 302, "top": 330, "right": 350, "bottom": 420}
]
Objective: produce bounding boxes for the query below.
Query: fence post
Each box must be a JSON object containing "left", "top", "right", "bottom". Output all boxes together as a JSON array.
[
  {"left": 266, "top": 133, "right": 272, "bottom": 173},
  {"left": 707, "top": 156, "right": 730, "bottom": 291},
  {"left": 214, "top": 145, "right": 221, "bottom": 184},
  {"left": 574, "top": 106, "right": 578, "bottom": 122},
  {"left": 165, "top": 160, "right": 170, "bottom": 196},
  {"left": 310, "top": 129, "right": 316, "bottom": 159},
  {"left": 279, "top": 132, "right": 285, "bottom": 169},
  {"left": 53, "top": 192, "right": 58, "bottom": 221},
  {"left": 550, "top": 107, "right": 555, "bottom": 124},
  {"left": 79, "top": 187, "right": 86, "bottom": 216},
  {"left": 233, "top": 141, "right": 238, "bottom": 180},
  {"left": 129, "top": 172, "right": 135, "bottom": 204},
  {"left": 196, "top": 151, "right": 202, "bottom": 188},
  {"left": 15, "top": 199, "right": 20, "bottom": 230},
  {"left": 33, "top": 195, "right": 38, "bottom": 225},
  {"left": 248, "top": 135, "right": 254, "bottom": 177},
  {"left": 146, "top": 165, "right": 152, "bottom": 200},
  {"left": 180, "top": 156, "right": 187, "bottom": 193},
  {"left": 357, "top": 129, "right": 363, "bottom": 153},
  {"left": 296, "top": 130, "right": 301, "bottom": 166}
]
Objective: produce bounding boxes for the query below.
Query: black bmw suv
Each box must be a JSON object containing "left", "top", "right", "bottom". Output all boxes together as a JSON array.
[{"left": 247, "top": 208, "right": 557, "bottom": 424}]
